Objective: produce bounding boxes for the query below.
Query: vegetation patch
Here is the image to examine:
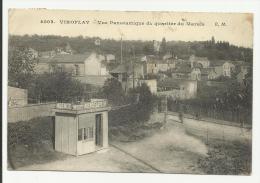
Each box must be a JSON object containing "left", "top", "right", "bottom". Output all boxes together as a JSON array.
[
  {"left": 198, "top": 140, "right": 251, "bottom": 175},
  {"left": 8, "top": 117, "right": 70, "bottom": 169}
]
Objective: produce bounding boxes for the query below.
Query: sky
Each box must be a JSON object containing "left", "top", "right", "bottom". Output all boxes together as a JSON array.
[{"left": 9, "top": 9, "right": 253, "bottom": 48}]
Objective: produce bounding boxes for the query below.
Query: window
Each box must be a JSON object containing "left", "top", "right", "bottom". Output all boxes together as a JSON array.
[
  {"left": 78, "top": 127, "right": 94, "bottom": 141},
  {"left": 78, "top": 129, "right": 83, "bottom": 141},
  {"left": 75, "top": 64, "right": 80, "bottom": 76}
]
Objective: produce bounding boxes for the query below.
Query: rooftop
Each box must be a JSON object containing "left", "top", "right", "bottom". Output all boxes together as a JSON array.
[
  {"left": 158, "top": 78, "right": 196, "bottom": 89},
  {"left": 38, "top": 53, "right": 93, "bottom": 64}
]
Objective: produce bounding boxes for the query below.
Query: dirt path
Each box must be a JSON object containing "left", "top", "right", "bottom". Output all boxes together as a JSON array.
[
  {"left": 18, "top": 120, "right": 208, "bottom": 174},
  {"left": 111, "top": 122, "right": 207, "bottom": 174},
  {"left": 17, "top": 146, "right": 157, "bottom": 172}
]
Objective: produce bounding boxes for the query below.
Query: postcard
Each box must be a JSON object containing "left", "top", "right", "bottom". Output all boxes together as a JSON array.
[{"left": 6, "top": 8, "right": 254, "bottom": 176}]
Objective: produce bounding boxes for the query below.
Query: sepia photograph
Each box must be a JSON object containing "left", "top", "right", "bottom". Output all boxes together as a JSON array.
[{"left": 7, "top": 9, "right": 253, "bottom": 175}]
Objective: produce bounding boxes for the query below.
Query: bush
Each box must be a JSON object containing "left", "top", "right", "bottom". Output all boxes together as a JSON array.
[
  {"left": 29, "top": 71, "right": 85, "bottom": 103},
  {"left": 198, "top": 140, "right": 251, "bottom": 175}
]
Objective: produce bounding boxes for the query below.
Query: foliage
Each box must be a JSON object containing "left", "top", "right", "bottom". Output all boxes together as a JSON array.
[
  {"left": 28, "top": 71, "right": 85, "bottom": 103},
  {"left": 9, "top": 35, "right": 253, "bottom": 63},
  {"left": 168, "top": 76, "right": 252, "bottom": 124},
  {"left": 102, "top": 78, "right": 126, "bottom": 105},
  {"left": 198, "top": 140, "right": 251, "bottom": 175},
  {"left": 128, "top": 83, "right": 158, "bottom": 122},
  {"left": 8, "top": 46, "right": 38, "bottom": 88},
  {"left": 159, "top": 37, "right": 167, "bottom": 56},
  {"left": 105, "top": 80, "right": 157, "bottom": 126},
  {"left": 8, "top": 117, "right": 69, "bottom": 169}
]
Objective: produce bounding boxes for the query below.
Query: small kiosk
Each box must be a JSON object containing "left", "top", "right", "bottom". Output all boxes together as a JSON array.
[{"left": 53, "top": 99, "right": 110, "bottom": 156}]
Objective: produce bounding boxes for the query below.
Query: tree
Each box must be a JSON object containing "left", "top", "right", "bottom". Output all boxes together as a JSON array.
[
  {"left": 102, "top": 78, "right": 126, "bottom": 105},
  {"left": 29, "top": 71, "right": 85, "bottom": 103},
  {"left": 159, "top": 37, "right": 167, "bottom": 56},
  {"left": 143, "top": 42, "right": 154, "bottom": 55},
  {"left": 8, "top": 46, "right": 38, "bottom": 88},
  {"left": 128, "top": 83, "right": 157, "bottom": 122}
]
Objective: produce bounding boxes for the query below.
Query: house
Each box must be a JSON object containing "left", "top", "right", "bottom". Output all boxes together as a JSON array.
[
  {"left": 223, "top": 62, "right": 235, "bottom": 77},
  {"left": 211, "top": 60, "right": 236, "bottom": 78},
  {"left": 207, "top": 69, "right": 218, "bottom": 80},
  {"left": 189, "top": 55, "right": 210, "bottom": 68},
  {"left": 53, "top": 99, "right": 109, "bottom": 156},
  {"left": 35, "top": 52, "right": 109, "bottom": 76},
  {"left": 8, "top": 86, "right": 28, "bottom": 107},
  {"left": 171, "top": 64, "right": 192, "bottom": 79},
  {"left": 190, "top": 67, "right": 201, "bottom": 80},
  {"left": 201, "top": 68, "right": 217, "bottom": 80},
  {"left": 39, "top": 50, "right": 56, "bottom": 58},
  {"left": 34, "top": 52, "right": 110, "bottom": 86},
  {"left": 157, "top": 79, "right": 197, "bottom": 100},
  {"left": 143, "top": 56, "right": 176, "bottom": 75},
  {"left": 139, "top": 79, "right": 157, "bottom": 94},
  {"left": 110, "top": 64, "right": 131, "bottom": 92},
  {"left": 105, "top": 54, "right": 116, "bottom": 63}
]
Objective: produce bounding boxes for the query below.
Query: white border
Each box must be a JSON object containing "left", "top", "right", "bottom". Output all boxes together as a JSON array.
[{"left": 2, "top": 0, "right": 260, "bottom": 183}]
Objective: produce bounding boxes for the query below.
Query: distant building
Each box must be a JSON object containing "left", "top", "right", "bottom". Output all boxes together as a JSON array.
[
  {"left": 200, "top": 68, "right": 217, "bottom": 80},
  {"left": 190, "top": 67, "right": 201, "bottom": 80},
  {"left": 207, "top": 69, "right": 218, "bottom": 80},
  {"left": 35, "top": 52, "right": 108, "bottom": 76},
  {"left": 8, "top": 86, "right": 28, "bottom": 107},
  {"left": 34, "top": 52, "right": 110, "bottom": 86},
  {"left": 39, "top": 50, "right": 56, "bottom": 58},
  {"left": 105, "top": 54, "right": 116, "bottom": 63},
  {"left": 157, "top": 79, "right": 197, "bottom": 100},
  {"left": 143, "top": 55, "right": 176, "bottom": 75},
  {"left": 171, "top": 64, "right": 192, "bottom": 79},
  {"left": 211, "top": 60, "right": 236, "bottom": 78},
  {"left": 189, "top": 55, "right": 210, "bottom": 68}
]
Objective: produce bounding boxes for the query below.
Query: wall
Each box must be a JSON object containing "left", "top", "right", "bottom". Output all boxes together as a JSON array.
[
  {"left": 55, "top": 114, "right": 77, "bottom": 155},
  {"left": 8, "top": 86, "right": 28, "bottom": 107},
  {"left": 167, "top": 113, "right": 251, "bottom": 142},
  {"left": 8, "top": 102, "right": 56, "bottom": 123},
  {"left": 84, "top": 53, "right": 108, "bottom": 75},
  {"left": 34, "top": 63, "right": 50, "bottom": 74}
]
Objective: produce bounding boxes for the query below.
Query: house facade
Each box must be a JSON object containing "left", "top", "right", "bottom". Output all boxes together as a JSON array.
[
  {"left": 223, "top": 62, "right": 235, "bottom": 77},
  {"left": 35, "top": 52, "right": 109, "bottom": 76},
  {"left": 143, "top": 56, "right": 176, "bottom": 75},
  {"left": 211, "top": 60, "right": 236, "bottom": 78},
  {"left": 157, "top": 79, "right": 197, "bottom": 100},
  {"left": 189, "top": 55, "right": 210, "bottom": 69},
  {"left": 190, "top": 67, "right": 201, "bottom": 80}
]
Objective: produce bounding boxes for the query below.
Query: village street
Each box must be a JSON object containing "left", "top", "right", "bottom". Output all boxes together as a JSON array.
[{"left": 17, "top": 121, "right": 208, "bottom": 174}]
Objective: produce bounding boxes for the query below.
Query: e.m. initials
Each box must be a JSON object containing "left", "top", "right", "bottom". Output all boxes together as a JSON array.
[{"left": 215, "top": 21, "right": 227, "bottom": 26}]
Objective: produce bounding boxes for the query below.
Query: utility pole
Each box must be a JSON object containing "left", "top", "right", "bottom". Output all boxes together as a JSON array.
[
  {"left": 163, "top": 95, "right": 168, "bottom": 126},
  {"left": 132, "top": 45, "right": 135, "bottom": 89},
  {"left": 120, "top": 36, "right": 123, "bottom": 64}
]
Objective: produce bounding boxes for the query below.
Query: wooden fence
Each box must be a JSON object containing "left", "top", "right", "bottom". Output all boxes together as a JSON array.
[{"left": 8, "top": 102, "right": 57, "bottom": 123}]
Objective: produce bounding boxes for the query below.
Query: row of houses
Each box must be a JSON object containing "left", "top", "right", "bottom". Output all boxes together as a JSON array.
[
  {"left": 142, "top": 54, "right": 251, "bottom": 82},
  {"left": 29, "top": 47, "right": 251, "bottom": 102}
]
